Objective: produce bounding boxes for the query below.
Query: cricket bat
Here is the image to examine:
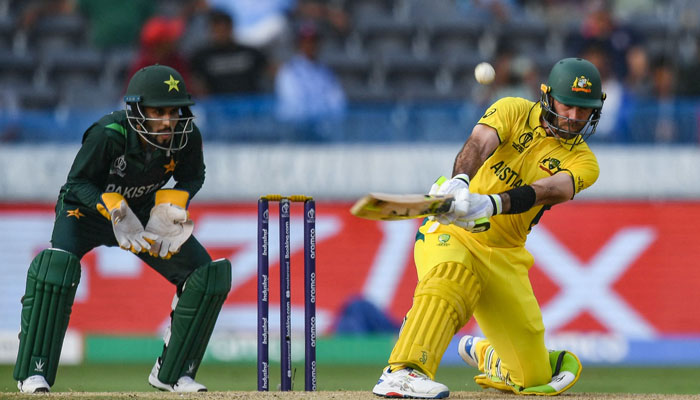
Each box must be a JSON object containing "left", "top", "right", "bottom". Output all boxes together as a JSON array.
[{"left": 350, "top": 193, "right": 455, "bottom": 221}]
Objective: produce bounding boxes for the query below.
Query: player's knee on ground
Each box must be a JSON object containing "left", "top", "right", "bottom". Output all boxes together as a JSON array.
[
  {"left": 14, "top": 249, "right": 81, "bottom": 386},
  {"left": 474, "top": 349, "right": 582, "bottom": 396},
  {"left": 158, "top": 259, "right": 232, "bottom": 384},
  {"left": 389, "top": 262, "right": 480, "bottom": 379}
]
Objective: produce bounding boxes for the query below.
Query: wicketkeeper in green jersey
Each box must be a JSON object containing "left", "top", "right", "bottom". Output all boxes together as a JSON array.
[
  {"left": 14, "top": 65, "right": 231, "bottom": 393},
  {"left": 373, "top": 58, "right": 606, "bottom": 398}
]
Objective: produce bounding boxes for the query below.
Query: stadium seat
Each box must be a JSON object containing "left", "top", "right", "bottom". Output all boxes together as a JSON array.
[
  {"left": 42, "top": 48, "right": 104, "bottom": 93},
  {"left": 322, "top": 52, "right": 372, "bottom": 100},
  {"left": 16, "top": 86, "right": 58, "bottom": 110},
  {"left": 0, "top": 15, "right": 14, "bottom": 49},
  {"left": 355, "top": 17, "right": 415, "bottom": 58},
  {"left": 428, "top": 18, "right": 484, "bottom": 61},
  {"left": 382, "top": 54, "right": 439, "bottom": 100},
  {"left": 496, "top": 18, "right": 548, "bottom": 55},
  {"left": 0, "top": 50, "right": 37, "bottom": 88},
  {"left": 28, "top": 14, "right": 87, "bottom": 56}
]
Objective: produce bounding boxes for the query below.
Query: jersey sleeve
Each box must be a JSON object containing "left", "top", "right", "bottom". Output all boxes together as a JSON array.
[
  {"left": 172, "top": 125, "right": 205, "bottom": 197},
  {"left": 65, "top": 124, "right": 121, "bottom": 209},
  {"left": 565, "top": 151, "right": 600, "bottom": 196},
  {"left": 477, "top": 97, "right": 529, "bottom": 144}
]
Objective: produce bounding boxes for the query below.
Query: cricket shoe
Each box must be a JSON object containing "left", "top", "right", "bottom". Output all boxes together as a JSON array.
[
  {"left": 148, "top": 358, "right": 207, "bottom": 392},
  {"left": 372, "top": 366, "right": 449, "bottom": 399},
  {"left": 458, "top": 335, "right": 483, "bottom": 368},
  {"left": 17, "top": 375, "right": 50, "bottom": 393}
]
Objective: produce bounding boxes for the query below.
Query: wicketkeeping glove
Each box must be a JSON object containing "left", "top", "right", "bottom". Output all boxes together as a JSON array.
[
  {"left": 97, "top": 193, "right": 156, "bottom": 253},
  {"left": 145, "top": 189, "right": 194, "bottom": 259}
]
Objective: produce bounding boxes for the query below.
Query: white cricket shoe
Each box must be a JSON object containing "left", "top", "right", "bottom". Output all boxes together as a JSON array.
[
  {"left": 148, "top": 359, "right": 207, "bottom": 392},
  {"left": 17, "top": 375, "right": 50, "bottom": 393},
  {"left": 372, "top": 366, "right": 449, "bottom": 399},
  {"left": 458, "top": 335, "right": 483, "bottom": 368}
]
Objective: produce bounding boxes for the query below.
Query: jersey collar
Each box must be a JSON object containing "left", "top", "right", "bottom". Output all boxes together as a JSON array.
[{"left": 527, "top": 102, "right": 547, "bottom": 138}]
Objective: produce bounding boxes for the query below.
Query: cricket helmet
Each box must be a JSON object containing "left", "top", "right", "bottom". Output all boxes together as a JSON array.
[
  {"left": 540, "top": 58, "right": 606, "bottom": 149},
  {"left": 124, "top": 64, "right": 194, "bottom": 152}
]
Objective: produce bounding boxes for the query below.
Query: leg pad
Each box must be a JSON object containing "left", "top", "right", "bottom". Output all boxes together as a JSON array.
[
  {"left": 158, "top": 259, "right": 231, "bottom": 384},
  {"left": 13, "top": 249, "right": 81, "bottom": 386},
  {"left": 389, "top": 262, "right": 480, "bottom": 379}
]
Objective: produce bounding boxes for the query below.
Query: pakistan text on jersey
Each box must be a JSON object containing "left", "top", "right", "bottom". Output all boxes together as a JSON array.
[
  {"left": 490, "top": 160, "right": 524, "bottom": 188},
  {"left": 104, "top": 181, "right": 167, "bottom": 199}
]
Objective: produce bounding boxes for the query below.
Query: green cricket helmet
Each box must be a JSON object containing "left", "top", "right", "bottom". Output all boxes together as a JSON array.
[
  {"left": 540, "top": 58, "right": 606, "bottom": 149},
  {"left": 124, "top": 64, "right": 194, "bottom": 153}
]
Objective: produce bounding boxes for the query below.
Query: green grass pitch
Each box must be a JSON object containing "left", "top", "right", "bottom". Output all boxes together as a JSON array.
[{"left": 1, "top": 363, "right": 699, "bottom": 394}]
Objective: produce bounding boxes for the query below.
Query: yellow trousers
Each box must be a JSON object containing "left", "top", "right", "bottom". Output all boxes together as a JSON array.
[{"left": 411, "top": 221, "right": 551, "bottom": 388}]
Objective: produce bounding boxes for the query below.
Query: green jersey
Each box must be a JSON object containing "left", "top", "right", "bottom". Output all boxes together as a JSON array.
[{"left": 58, "top": 110, "right": 205, "bottom": 217}]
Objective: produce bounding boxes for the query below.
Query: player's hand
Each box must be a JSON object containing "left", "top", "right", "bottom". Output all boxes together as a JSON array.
[
  {"left": 110, "top": 200, "right": 157, "bottom": 253},
  {"left": 436, "top": 173, "right": 470, "bottom": 195},
  {"left": 428, "top": 174, "right": 469, "bottom": 225},
  {"left": 453, "top": 192, "right": 503, "bottom": 232},
  {"left": 145, "top": 189, "right": 194, "bottom": 259}
]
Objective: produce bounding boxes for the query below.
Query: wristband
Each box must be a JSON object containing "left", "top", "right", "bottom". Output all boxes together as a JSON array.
[
  {"left": 453, "top": 173, "right": 470, "bottom": 187},
  {"left": 154, "top": 189, "right": 190, "bottom": 209},
  {"left": 503, "top": 185, "right": 536, "bottom": 214}
]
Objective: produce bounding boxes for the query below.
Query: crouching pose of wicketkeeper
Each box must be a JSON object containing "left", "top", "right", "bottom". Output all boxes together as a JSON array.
[{"left": 14, "top": 64, "right": 231, "bottom": 393}]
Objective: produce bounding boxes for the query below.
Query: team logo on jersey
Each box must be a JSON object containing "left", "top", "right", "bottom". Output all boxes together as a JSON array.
[
  {"left": 437, "top": 234, "right": 451, "bottom": 246},
  {"left": 109, "top": 155, "right": 127, "bottom": 177},
  {"left": 512, "top": 131, "right": 533, "bottom": 153},
  {"left": 571, "top": 76, "right": 592, "bottom": 93},
  {"left": 539, "top": 157, "right": 563, "bottom": 175},
  {"left": 164, "top": 75, "right": 180, "bottom": 92},
  {"left": 66, "top": 208, "right": 84, "bottom": 219},
  {"left": 482, "top": 108, "right": 496, "bottom": 119},
  {"left": 163, "top": 158, "right": 177, "bottom": 173}
]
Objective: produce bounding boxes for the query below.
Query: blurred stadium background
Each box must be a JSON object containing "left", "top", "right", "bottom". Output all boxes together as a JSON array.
[{"left": 1, "top": 0, "right": 700, "bottom": 394}]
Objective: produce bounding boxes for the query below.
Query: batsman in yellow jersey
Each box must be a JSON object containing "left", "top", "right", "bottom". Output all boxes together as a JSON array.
[{"left": 372, "top": 57, "right": 606, "bottom": 398}]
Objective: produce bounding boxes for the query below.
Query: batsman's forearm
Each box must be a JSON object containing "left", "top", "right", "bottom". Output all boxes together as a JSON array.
[{"left": 452, "top": 139, "right": 488, "bottom": 178}]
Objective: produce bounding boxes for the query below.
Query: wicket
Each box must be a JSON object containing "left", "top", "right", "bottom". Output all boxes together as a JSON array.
[{"left": 257, "top": 195, "right": 317, "bottom": 391}]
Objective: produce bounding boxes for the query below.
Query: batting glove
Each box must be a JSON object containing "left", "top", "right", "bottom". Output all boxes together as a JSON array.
[
  {"left": 145, "top": 189, "right": 194, "bottom": 259},
  {"left": 429, "top": 174, "right": 470, "bottom": 225},
  {"left": 453, "top": 192, "right": 503, "bottom": 233},
  {"left": 98, "top": 193, "right": 156, "bottom": 253}
]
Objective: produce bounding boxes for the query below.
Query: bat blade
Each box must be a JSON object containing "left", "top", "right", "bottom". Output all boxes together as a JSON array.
[{"left": 350, "top": 193, "right": 455, "bottom": 221}]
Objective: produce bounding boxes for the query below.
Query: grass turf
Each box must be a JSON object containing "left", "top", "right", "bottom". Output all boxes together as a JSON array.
[{"left": 1, "top": 363, "right": 699, "bottom": 394}]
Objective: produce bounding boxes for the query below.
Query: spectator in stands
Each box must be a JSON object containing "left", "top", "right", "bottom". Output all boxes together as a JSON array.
[
  {"left": 623, "top": 45, "right": 654, "bottom": 99},
  {"left": 619, "top": 57, "right": 695, "bottom": 142},
  {"left": 579, "top": 44, "right": 623, "bottom": 140},
  {"left": 127, "top": 16, "right": 193, "bottom": 94},
  {"left": 189, "top": 9, "right": 269, "bottom": 96},
  {"left": 75, "top": 0, "right": 155, "bottom": 51},
  {"left": 567, "top": 2, "right": 637, "bottom": 80},
  {"left": 206, "top": 0, "right": 297, "bottom": 63},
  {"left": 294, "top": 0, "right": 349, "bottom": 36},
  {"left": 275, "top": 21, "right": 346, "bottom": 122}
]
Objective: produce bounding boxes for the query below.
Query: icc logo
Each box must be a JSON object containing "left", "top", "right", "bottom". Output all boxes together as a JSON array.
[
  {"left": 109, "top": 155, "right": 127, "bottom": 177},
  {"left": 512, "top": 131, "right": 533, "bottom": 153}
]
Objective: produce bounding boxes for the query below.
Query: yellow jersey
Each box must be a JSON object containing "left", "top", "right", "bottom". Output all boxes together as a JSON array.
[{"left": 460, "top": 97, "right": 599, "bottom": 248}]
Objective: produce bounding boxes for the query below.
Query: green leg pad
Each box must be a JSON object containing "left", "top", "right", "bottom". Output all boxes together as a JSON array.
[
  {"left": 158, "top": 258, "right": 232, "bottom": 384},
  {"left": 13, "top": 249, "right": 81, "bottom": 386}
]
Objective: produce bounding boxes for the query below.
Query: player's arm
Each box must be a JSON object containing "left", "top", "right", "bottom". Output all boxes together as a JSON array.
[
  {"left": 65, "top": 126, "right": 115, "bottom": 209},
  {"left": 498, "top": 172, "right": 574, "bottom": 214},
  {"left": 433, "top": 123, "right": 501, "bottom": 200},
  {"left": 450, "top": 172, "right": 574, "bottom": 232},
  {"left": 453, "top": 123, "right": 500, "bottom": 178},
  {"left": 172, "top": 125, "right": 205, "bottom": 197}
]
